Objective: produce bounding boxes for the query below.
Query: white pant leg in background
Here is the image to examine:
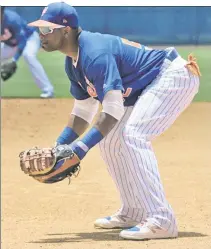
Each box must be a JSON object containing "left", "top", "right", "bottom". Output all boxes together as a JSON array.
[
  {"left": 99, "top": 107, "right": 146, "bottom": 222},
  {"left": 22, "top": 31, "right": 53, "bottom": 93},
  {"left": 120, "top": 56, "right": 199, "bottom": 235},
  {"left": 1, "top": 43, "right": 18, "bottom": 62},
  {"left": 1, "top": 32, "right": 54, "bottom": 93}
]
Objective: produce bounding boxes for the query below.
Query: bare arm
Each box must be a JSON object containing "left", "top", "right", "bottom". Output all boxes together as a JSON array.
[
  {"left": 67, "top": 111, "right": 118, "bottom": 140},
  {"left": 70, "top": 90, "right": 124, "bottom": 160},
  {"left": 56, "top": 98, "right": 99, "bottom": 145},
  {"left": 94, "top": 112, "right": 118, "bottom": 137},
  {"left": 67, "top": 114, "right": 89, "bottom": 136}
]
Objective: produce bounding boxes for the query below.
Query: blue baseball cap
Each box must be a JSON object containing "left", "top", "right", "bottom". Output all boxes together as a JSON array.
[{"left": 28, "top": 2, "right": 79, "bottom": 28}]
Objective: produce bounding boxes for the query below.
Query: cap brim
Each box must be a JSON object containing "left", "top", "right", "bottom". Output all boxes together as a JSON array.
[{"left": 28, "top": 20, "right": 65, "bottom": 28}]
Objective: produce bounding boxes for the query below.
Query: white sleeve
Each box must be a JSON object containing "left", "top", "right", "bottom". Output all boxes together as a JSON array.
[
  {"left": 71, "top": 98, "right": 99, "bottom": 124},
  {"left": 102, "top": 90, "right": 125, "bottom": 120}
]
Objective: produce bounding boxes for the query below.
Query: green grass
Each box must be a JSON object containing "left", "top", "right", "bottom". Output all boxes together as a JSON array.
[
  {"left": 1, "top": 46, "right": 211, "bottom": 101},
  {"left": 1, "top": 51, "right": 71, "bottom": 98}
]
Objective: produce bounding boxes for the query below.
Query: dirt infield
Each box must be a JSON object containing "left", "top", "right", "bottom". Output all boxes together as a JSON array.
[{"left": 2, "top": 99, "right": 211, "bottom": 249}]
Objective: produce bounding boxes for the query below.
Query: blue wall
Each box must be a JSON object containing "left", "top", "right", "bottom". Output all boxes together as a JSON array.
[{"left": 7, "top": 6, "right": 211, "bottom": 45}]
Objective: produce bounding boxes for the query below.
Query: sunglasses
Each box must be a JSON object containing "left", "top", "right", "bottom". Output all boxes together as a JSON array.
[{"left": 39, "top": 26, "right": 65, "bottom": 35}]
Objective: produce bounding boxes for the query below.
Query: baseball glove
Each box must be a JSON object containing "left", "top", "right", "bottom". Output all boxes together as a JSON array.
[
  {"left": 19, "top": 145, "right": 81, "bottom": 184},
  {"left": 1, "top": 61, "right": 17, "bottom": 81}
]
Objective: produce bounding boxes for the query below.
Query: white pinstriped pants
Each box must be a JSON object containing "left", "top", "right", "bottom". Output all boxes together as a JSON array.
[{"left": 99, "top": 55, "right": 200, "bottom": 234}]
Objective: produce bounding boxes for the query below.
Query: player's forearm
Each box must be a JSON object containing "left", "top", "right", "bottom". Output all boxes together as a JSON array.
[
  {"left": 70, "top": 91, "right": 124, "bottom": 160},
  {"left": 56, "top": 98, "right": 99, "bottom": 145},
  {"left": 56, "top": 114, "right": 89, "bottom": 145},
  {"left": 13, "top": 48, "right": 23, "bottom": 61},
  {"left": 70, "top": 112, "right": 118, "bottom": 160},
  {"left": 68, "top": 114, "right": 89, "bottom": 135},
  {"left": 94, "top": 112, "right": 118, "bottom": 137}
]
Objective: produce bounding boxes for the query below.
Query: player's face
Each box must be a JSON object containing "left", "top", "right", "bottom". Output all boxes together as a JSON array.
[{"left": 39, "top": 28, "right": 65, "bottom": 52}]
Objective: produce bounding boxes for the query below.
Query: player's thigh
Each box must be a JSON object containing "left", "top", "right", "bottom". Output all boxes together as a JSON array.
[
  {"left": 22, "top": 31, "right": 40, "bottom": 58},
  {"left": 123, "top": 65, "right": 199, "bottom": 139},
  {"left": 1, "top": 43, "right": 17, "bottom": 61}
]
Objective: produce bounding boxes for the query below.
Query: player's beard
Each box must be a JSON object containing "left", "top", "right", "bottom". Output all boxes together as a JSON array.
[
  {"left": 41, "top": 37, "right": 64, "bottom": 52},
  {"left": 41, "top": 42, "right": 57, "bottom": 52}
]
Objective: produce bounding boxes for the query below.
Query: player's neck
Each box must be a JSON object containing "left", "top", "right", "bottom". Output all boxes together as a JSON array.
[
  {"left": 59, "top": 29, "right": 81, "bottom": 61},
  {"left": 59, "top": 40, "right": 78, "bottom": 61}
]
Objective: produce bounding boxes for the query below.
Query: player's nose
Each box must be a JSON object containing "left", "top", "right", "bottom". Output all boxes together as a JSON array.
[{"left": 39, "top": 32, "right": 45, "bottom": 40}]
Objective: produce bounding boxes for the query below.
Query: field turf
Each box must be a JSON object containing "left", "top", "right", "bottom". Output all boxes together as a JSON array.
[{"left": 1, "top": 46, "right": 210, "bottom": 101}]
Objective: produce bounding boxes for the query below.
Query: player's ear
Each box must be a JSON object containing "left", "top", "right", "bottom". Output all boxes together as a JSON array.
[{"left": 63, "top": 26, "right": 71, "bottom": 37}]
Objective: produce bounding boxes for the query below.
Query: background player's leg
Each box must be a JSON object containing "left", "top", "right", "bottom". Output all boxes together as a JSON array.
[
  {"left": 120, "top": 56, "right": 199, "bottom": 236},
  {"left": 22, "top": 31, "right": 54, "bottom": 97},
  {"left": 1, "top": 43, "right": 17, "bottom": 62},
  {"left": 98, "top": 107, "right": 146, "bottom": 223}
]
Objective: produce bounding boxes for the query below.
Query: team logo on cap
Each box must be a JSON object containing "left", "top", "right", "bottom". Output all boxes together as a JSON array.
[
  {"left": 63, "top": 19, "right": 68, "bottom": 23},
  {"left": 41, "top": 7, "right": 48, "bottom": 16}
]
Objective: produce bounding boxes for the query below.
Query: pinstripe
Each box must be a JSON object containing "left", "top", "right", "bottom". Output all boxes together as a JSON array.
[
  {"left": 151, "top": 69, "right": 182, "bottom": 229},
  {"left": 109, "top": 135, "right": 131, "bottom": 207},
  {"left": 97, "top": 55, "right": 199, "bottom": 234},
  {"left": 99, "top": 108, "right": 146, "bottom": 220},
  {"left": 149, "top": 68, "right": 195, "bottom": 232},
  {"left": 121, "top": 128, "right": 152, "bottom": 212},
  {"left": 145, "top": 76, "right": 181, "bottom": 134},
  {"left": 99, "top": 111, "right": 131, "bottom": 207},
  {"left": 125, "top": 86, "right": 163, "bottom": 213},
  {"left": 120, "top": 57, "right": 198, "bottom": 231},
  {"left": 130, "top": 76, "right": 172, "bottom": 226},
  {"left": 133, "top": 208, "right": 138, "bottom": 221},
  {"left": 155, "top": 73, "right": 187, "bottom": 134},
  {"left": 116, "top": 109, "right": 140, "bottom": 216},
  {"left": 123, "top": 70, "right": 170, "bottom": 216},
  {"left": 118, "top": 150, "right": 137, "bottom": 207},
  {"left": 132, "top": 63, "right": 183, "bottom": 229},
  {"left": 118, "top": 150, "right": 146, "bottom": 221},
  {"left": 119, "top": 149, "right": 145, "bottom": 211},
  {"left": 136, "top": 69, "right": 181, "bottom": 227},
  {"left": 154, "top": 68, "right": 198, "bottom": 138},
  {"left": 164, "top": 69, "right": 197, "bottom": 229}
]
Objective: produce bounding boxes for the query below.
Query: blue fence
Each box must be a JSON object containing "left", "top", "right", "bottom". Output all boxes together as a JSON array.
[{"left": 7, "top": 6, "right": 211, "bottom": 45}]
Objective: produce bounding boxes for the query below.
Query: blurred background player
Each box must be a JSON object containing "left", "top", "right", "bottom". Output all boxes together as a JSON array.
[{"left": 0, "top": 6, "right": 54, "bottom": 98}]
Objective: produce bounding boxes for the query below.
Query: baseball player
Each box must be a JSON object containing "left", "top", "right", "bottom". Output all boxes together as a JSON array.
[
  {"left": 1, "top": 7, "right": 54, "bottom": 98},
  {"left": 28, "top": 2, "right": 201, "bottom": 240}
]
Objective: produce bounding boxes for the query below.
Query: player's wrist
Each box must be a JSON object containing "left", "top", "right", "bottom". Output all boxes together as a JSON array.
[
  {"left": 56, "top": 126, "right": 79, "bottom": 145},
  {"left": 71, "top": 127, "right": 104, "bottom": 160}
]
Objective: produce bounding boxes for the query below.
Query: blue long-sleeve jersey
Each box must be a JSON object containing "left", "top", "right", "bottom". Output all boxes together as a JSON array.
[{"left": 65, "top": 31, "right": 168, "bottom": 106}]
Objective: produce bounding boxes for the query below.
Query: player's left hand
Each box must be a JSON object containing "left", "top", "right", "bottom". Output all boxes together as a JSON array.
[
  {"left": 1, "top": 60, "right": 17, "bottom": 81},
  {"left": 19, "top": 145, "right": 81, "bottom": 184}
]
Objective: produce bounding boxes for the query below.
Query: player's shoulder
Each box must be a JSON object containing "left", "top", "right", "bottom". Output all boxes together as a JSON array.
[
  {"left": 78, "top": 30, "right": 120, "bottom": 65},
  {"left": 5, "top": 9, "right": 20, "bottom": 19},
  {"left": 4, "top": 9, "right": 22, "bottom": 23}
]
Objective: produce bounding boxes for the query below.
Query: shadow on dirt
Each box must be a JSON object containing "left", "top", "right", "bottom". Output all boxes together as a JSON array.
[{"left": 28, "top": 231, "right": 208, "bottom": 244}]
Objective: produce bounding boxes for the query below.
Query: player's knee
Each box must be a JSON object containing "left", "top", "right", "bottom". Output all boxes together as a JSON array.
[
  {"left": 121, "top": 124, "right": 148, "bottom": 143},
  {"left": 23, "top": 54, "right": 37, "bottom": 64},
  {"left": 99, "top": 136, "right": 121, "bottom": 155}
]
